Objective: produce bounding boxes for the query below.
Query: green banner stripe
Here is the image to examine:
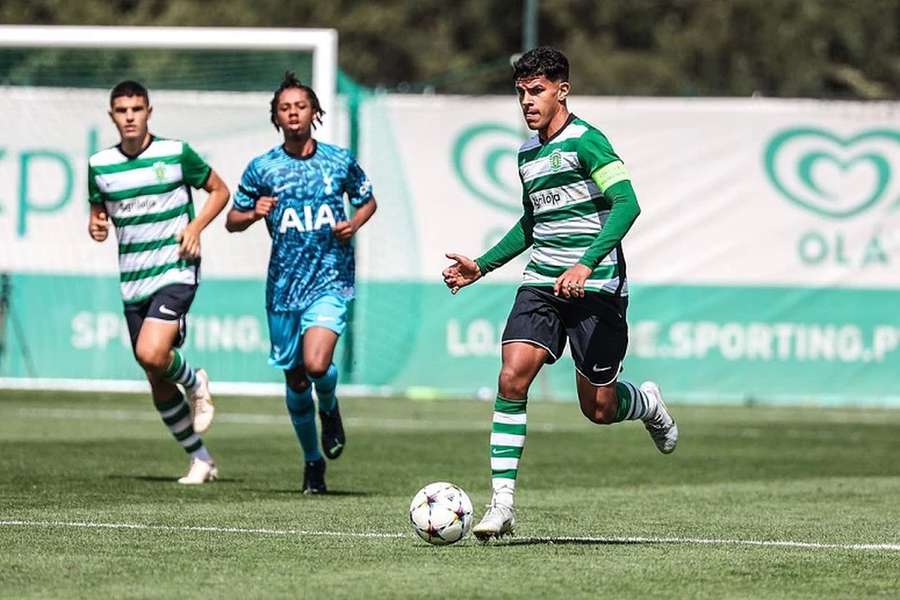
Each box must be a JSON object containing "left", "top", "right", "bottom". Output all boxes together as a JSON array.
[
  {"left": 92, "top": 154, "right": 182, "bottom": 175},
  {"left": 534, "top": 232, "right": 598, "bottom": 249},
  {"left": 112, "top": 203, "right": 189, "bottom": 227},
  {"left": 492, "top": 422, "right": 527, "bottom": 436},
  {"left": 106, "top": 181, "right": 184, "bottom": 203},
  {"left": 120, "top": 260, "right": 193, "bottom": 283},
  {"left": 490, "top": 445, "right": 525, "bottom": 457},
  {"left": 495, "top": 397, "right": 527, "bottom": 414},
  {"left": 535, "top": 199, "right": 604, "bottom": 223},
  {"left": 491, "top": 470, "right": 518, "bottom": 479},
  {"left": 118, "top": 236, "right": 180, "bottom": 255},
  {"left": 526, "top": 260, "right": 617, "bottom": 279}
]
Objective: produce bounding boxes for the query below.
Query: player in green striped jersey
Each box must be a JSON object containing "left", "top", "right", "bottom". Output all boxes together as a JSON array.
[
  {"left": 87, "top": 81, "right": 230, "bottom": 484},
  {"left": 443, "top": 48, "right": 678, "bottom": 540}
]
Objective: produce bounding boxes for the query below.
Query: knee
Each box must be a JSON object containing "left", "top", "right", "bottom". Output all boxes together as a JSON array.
[
  {"left": 285, "top": 372, "right": 310, "bottom": 395},
  {"left": 305, "top": 361, "right": 330, "bottom": 380},
  {"left": 498, "top": 366, "right": 530, "bottom": 400},
  {"left": 135, "top": 345, "right": 170, "bottom": 373},
  {"left": 579, "top": 388, "right": 618, "bottom": 425}
]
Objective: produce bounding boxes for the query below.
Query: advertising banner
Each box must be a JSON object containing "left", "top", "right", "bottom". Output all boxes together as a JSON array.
[
  {"left": 2, "top": 88, "right": 898, "bottom": 404},
  {"left": 351, "top": 95, "right": 900, "bottom": 403}
]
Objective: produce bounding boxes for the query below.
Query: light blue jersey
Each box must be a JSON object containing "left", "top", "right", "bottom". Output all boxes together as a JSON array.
[{"left": 233, "top": 141, "right": 373, "bottom": 312}]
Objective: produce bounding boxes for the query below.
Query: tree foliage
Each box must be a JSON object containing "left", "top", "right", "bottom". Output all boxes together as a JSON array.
[{"left": 0, "top": 0, "right": 896, "bottom": 98}]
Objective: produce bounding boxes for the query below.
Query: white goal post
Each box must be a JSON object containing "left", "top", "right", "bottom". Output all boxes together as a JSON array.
[
  {"left": 0, "top": 25, "right": 339, "bottom": 142},
  {"left": 0, "top": 25, "right": 345, "bottom": 395}
]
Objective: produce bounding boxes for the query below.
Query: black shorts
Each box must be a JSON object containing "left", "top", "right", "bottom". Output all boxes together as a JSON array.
[
  {"left": 501, "top": 285, "right": 628, "bottom": 386},
  {"left": 123, "top": 284, "right": 197, "bottom": 351}
]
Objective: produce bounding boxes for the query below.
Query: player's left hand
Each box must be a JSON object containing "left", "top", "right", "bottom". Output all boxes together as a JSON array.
[
  {"left": 332, "top": 221, "right": 356, "bottom": 243},
  {"left": 177, "top": 224, "right": 201, "bottom": 260},
  {"left": 554, "top": 264, "right": 591, "bottom": 298}
]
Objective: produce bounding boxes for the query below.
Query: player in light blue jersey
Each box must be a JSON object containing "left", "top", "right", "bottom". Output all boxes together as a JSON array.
[{"left": 226, "top": 72, "right": 377, "bottom": 494}]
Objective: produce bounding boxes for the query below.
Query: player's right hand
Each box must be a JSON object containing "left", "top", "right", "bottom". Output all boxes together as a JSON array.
[
  {"left": 89, "top": 211, "right": 109, "bottom": 242},
  {"left": 442, "top": 253, "right": 482, "bottom": 295},
  {"left": 254, "top": 195, "right": 278, "bottom": 220}
]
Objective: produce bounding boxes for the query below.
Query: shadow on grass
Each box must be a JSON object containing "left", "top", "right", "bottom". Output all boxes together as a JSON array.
[
  {"left": 494, "top": 537, "right": 662, "bottom": 547},
  {"left": 107, "top": 475, "right": 242, "bottom": 484},
  {"left": 259, "top": 489, "right": 371, "bottom": 497}
]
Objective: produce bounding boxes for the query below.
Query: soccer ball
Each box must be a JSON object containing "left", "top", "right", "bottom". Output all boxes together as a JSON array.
[{"left": 408, "top": 482, "right": 474, "bottom": 545}]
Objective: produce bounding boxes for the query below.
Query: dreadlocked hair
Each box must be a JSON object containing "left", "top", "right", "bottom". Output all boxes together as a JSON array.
[{"left": 270, "top": 71, "right": 326, "bottom": 131}]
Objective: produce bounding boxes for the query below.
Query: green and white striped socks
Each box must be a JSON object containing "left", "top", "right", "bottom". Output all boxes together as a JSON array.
[
  {"left": 156, "top": 391, "right": 210, "bottom": 460},
  {"left": 490, "top": 395, "right": 527, "bottom": 506},
  {"left": 163, "top": 349, "right": 198, "bottom": 392},
  {"left": 613, "top": 381, "right": 657, "bottom": 422}
]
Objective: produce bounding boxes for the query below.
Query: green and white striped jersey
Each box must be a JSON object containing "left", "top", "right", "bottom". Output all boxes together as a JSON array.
[
  {"left": 88, "top": 136, "right": 211, "bottom": 304},
  {"left": 518, "top": 115, "right": 631, "bottom": 295}
]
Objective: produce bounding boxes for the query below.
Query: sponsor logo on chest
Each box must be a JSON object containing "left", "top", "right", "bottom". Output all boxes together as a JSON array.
[
  {"left": 531, "top": 190, "right": 562, "bottom": 210},
  {"left": 278, "top": 204, "right": 336, "bottom": 234}
]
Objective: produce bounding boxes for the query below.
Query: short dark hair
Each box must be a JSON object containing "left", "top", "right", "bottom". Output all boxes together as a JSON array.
[
  {"left": 110, "top": 80, "right": 149, "bottom": 106},
  {"left": 270, "top": 71, "right": 326, "bottom": 131},
  {"left": 513, "top": 47, "right": 570, "bottom": 82}
]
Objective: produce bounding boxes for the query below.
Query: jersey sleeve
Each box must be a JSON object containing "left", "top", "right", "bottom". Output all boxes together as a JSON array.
[
  {"left": 87, "top": 162, "right": 104, "bottom": 205},
  {"left": 180, "top": 142, "right": 212, "bottom": 188},
  {"left": 577, "top": 129, "right": 631, "bottom": 195},
  {"left": 343, "top": 157, "right": 374, "bottom": 208},
  {"left": 232, "top": 160, "right": 264, "bottom": 212}
]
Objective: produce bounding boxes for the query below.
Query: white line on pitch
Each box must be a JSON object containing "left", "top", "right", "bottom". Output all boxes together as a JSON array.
[
  {"left": 1, "top": 520, "right": 898, "bottom": 551},
  {"left": 503, "top": 536, "right": 900, "bottom": 551},
  {"left": 0, "top": 520, "right": 405, "bottom": 539}
]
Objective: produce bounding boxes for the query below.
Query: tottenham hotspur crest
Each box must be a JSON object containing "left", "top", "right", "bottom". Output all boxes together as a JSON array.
[{"left": 322, "top": 172, "right": 334, "bottom": 195}]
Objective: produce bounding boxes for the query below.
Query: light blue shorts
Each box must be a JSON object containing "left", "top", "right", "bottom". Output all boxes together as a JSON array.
[{"left": 267, "top": 294, "right": 350, "bottom": 370}]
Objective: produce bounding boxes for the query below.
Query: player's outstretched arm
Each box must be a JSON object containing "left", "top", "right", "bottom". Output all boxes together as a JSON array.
[
  {"left": 333, "top": 196, "right": 377, "bottom": 243},
  {"left": 443, "top": 253, "right": 482, "bottom": 295},
  {"left": 473, "top": 214, "right": 534, "bottom": 275},
  {"left": 178, "top": 170, "right": 230, "bottom": 259},
  {"left": 88, "top": 204, "right": 109, "bottom": 242},
  {"left": 442, "top": 212, "right": 534, "bottom": 295}
]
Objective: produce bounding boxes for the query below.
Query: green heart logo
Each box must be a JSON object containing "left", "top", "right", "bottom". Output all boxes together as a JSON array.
[
  {"left": 452, "top": 123, "right": 527, "bottom": 214},
  {"left": 765, "top": 127, "right": 900, "bottom": 219}
]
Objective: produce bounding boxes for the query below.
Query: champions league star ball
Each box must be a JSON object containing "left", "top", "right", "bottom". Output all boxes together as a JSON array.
[{"left": 409, "top": 482, "right": 474, "bottom": 545}]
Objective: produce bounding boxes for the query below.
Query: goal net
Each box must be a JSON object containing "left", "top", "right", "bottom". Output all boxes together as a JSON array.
[{"left": 0, "top": 26, "right": 340, "bottom": 393}]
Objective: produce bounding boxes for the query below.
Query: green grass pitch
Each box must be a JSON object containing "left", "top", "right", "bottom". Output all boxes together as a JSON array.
[{"left": 1, "top": 390, "right": 898, "bottom": 598}]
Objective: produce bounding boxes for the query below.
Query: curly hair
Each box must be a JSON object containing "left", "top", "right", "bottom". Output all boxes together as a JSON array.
[
  {"left": 512, "top": 47, "right": 570, "bottom": 82},
  {"left": 270, "top": 71, "right": 326, "bottom": 131}
]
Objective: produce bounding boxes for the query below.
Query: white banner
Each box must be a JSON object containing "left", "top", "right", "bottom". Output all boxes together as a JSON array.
[
  {"left": 0, "top": 87, "right": 347, "bottom": 278},
  {"left": 357, "top": 95, "right": 900, "bottom": 289}
]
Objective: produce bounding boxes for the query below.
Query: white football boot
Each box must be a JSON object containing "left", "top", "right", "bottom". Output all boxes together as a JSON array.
[
  {"left": 177, "top": 457, "right": 218, "bottom": 485},
  {"left": 640, "top": 381, "right": 678, "bottom": 454},
  {"left": 189, "top": 369, "right": 215, "bottom": 434},
  {"left": 472, "top": 500, "right": 516, "bottom": 542}
]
